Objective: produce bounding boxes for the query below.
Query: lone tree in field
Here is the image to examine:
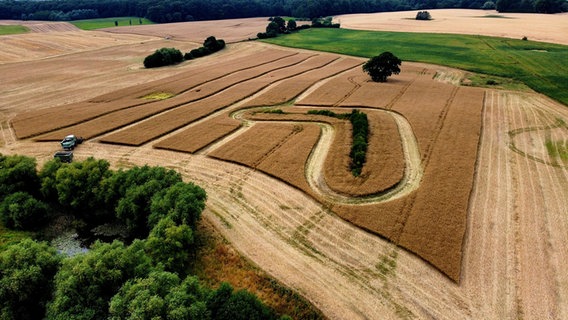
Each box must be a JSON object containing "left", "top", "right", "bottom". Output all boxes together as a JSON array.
[
  {"left": 415, "top": 11, "right": 432, "bottom": 20},
  {"left": 362, "top": 52, "right": 402, "bottom": 82}
]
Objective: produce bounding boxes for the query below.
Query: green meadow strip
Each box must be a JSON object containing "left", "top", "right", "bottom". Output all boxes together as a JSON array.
[
  {"left": 71, "top": 17, "right": 153, "bottom": 30},
  {"left": 0, "top": 25, "right": 30, "bottom": 35},
  {"left": 262, "top": 28, "right": 568, "bottom": 106}
]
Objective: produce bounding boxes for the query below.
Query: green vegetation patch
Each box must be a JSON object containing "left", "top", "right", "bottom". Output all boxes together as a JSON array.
[
  {"left": 140, "top": 92, "right": 175, "bottom": 100},
  {"left": 546, "top": 139, "right": 568, "bottom": 162},
  {"left": 462, "top": 73, "right": 530, "bottom": 91},
  {"left": 71, "top": 17, "right": 153, "bottom": 30},
  {"left": 0, "top": 223, "right": 32, "bottom": 250},
  {"left": 0, "top": 25, "right": 30, "bottom": 35},
  {"left": 262, "top": 108, "right": 286, "bottom": 114},
  {"left": 261, "top": 28, "right": 568, "bottom": 106}
]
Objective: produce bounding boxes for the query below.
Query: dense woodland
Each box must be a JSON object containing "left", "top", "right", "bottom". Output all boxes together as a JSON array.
[
  {"left": 0, "top": 155, "right": 287, "bottom": 319},
  {"left": 0, "top": 0, "right": 565, "bottom": 23}
]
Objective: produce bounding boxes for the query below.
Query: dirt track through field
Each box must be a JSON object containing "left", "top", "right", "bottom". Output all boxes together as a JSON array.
[{"left": 302, "top": 109, "right": 423, "bottom": 204}]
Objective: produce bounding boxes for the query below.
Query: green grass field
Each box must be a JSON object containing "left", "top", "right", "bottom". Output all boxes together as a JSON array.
[
  {"left": 71, "top": 17, "right": 153, "bottom": 30},
  {"left": 262, "top": 28, "right": 568, "bottom": 106},
  {"left": 0, "top": 25, "right": 30, "bottom": 35}
]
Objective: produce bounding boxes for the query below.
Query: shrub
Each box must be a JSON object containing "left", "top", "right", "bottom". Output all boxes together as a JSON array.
[
  {"left": 349, "top": 110, "right": 369, "bottom": 176},
  {"left": 184, "top": 36, "right": 226, "bottom": 60},
  {"left": 144, "top": 47, "right": 183, "bottom": 68},
  {"left": 203, "top": 36, "right": 225, "bottom": 52},
  {"left": 416, "top": 11, "right": 432, "bottom": 20}
]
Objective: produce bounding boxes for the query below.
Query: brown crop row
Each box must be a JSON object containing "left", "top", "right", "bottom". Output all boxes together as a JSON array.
[
  {"left": 100, "top": 54, "right": 339, "bottom": 146},
  {"left": 343, "top": 66, "right": 436, "bottom": 109},
  {"left": 390, "top": 73, "right": 458, "bottom": 157},
  {"left": 397, "top": 86, "right": 484, "bottom": 281},
  {"left": 12, "top": 48, "right": 299, "bottom": 139},
  {"left": 154, "top": 114, "right": 242, "bottom": 153},
  {"left": 242, "top": 58, "right": 362, "bottom": 108},
  {"left": 256, "top": 123, "right": 321, "bottom": 195},
  {"left": 90, "top": 49, "right": 299, "bottom": 103},
  {"left": 208, "top": 122, "right": 301, "bottom": 167},
  {"left": 33, "top": 52, "right": 319, "bottom": 143},
  {"left": 297, "top": 64, "right": 429, "bottom": 109},
  {"left": 332, "top": 87, "right": 485, "bottom": 281},
  {"left": 296, "top": 68, "right": 362, "bottom": 106}
]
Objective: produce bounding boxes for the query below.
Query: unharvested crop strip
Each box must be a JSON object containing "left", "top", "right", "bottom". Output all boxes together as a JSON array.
[
  {"left": 34, "top": 53, "right": 318, "bottom": 142},
  {"left": 323, "top": 109, "right": 404, "bottom": 196},
  {"left": 208, "top": 123, "right": 298, "bottom": 167},
  {"left": 12, "top": 48, "right": 298, "bottom": 139},
  {"left": 154, "top": 114, "right": 242, "bottom": 153},
  {"left": 100, "top": 55, "right": 339, "bottom": 146},
  {"left": 397, "top": 87, "right": 484, "bottom": 281},
  {"left": 241, "top": 58, "right": 362, "bottom": 108}
]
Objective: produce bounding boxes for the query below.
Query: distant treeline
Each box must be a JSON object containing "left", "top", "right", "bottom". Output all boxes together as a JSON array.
[{"left": 0, "top": 0, "right": 565, "bottom": 22}]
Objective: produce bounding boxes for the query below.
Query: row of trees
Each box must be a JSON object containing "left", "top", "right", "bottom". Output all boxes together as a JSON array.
[
  {"left": 0, "top": 155, "right": 285, "bottom": 319},
  {"left": 144, "top": 37, "right": 225, "bottom": 68},
  {"left": 258, "top": 16, "right": 339, "bottom": 39},
  {"left": 1, "top": 0, "right": 564, "bottom": 23}
]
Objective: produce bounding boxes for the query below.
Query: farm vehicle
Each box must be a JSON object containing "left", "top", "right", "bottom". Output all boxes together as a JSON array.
[{"left": 61, "top": 134, "right": 83, "bottom": 150}]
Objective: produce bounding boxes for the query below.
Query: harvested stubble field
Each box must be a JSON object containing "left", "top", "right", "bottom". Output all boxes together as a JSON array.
[{"left": 2, "top": 12, "right": 568, "bottom": 319}]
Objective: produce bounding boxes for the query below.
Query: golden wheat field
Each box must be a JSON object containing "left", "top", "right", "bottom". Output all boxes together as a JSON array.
[{"left": 2, "top": 10, "right": 568, "bottom": 319}]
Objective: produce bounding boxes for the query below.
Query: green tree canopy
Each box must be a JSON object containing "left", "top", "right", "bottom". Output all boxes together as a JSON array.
[
  {"left": 209, "top": 282, "right": 276, "bottom": 320},
  {"left": 362, "top": 52, "right": 402, "bottom": 82},
  {"left": 146, "top": 216, "right": 195, "bottom": 274},
  {"left": 286, "top": 19, "right": 297, "bottom": 31},
  {"left": 109, "top": 166, "right": 182, "bottom": 239},
  {"left": 47, "top": 240, "right": 153, "bottom": 320},
  {"left": 54, "top": 157, "right": 111, "bottom": 213},
  {"left": 110, "top": 272, "right": 211, "bottom": 320},
  {"left": 38, "top": 159, "right": 64, "bottom": 202},
  {"left": 0, "top": 154, "right": 40, "bottom": 198},
  {"left": 149, "top": 181, "right": 207, "bottom": 229},
  {"left": 0, "top": 191, "right": 49, "bottom": 230},
  {"left": 0, "top": 239, "right": 62, "bottom": 320}
]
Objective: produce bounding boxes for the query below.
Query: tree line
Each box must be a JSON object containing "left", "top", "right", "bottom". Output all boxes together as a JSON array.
[
  {"left": 144, "top": 37, "right": 226, "bottom": 68},
  {"left": 1, "top": 0, "right": 564, "bottom": 23},
  {"left": 0, "top": 154, "right": 288, "bottom": 319}
]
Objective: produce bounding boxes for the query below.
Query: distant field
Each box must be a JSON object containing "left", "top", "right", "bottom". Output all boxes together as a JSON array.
[
  {"left": 71, "top": 17, "right": 153, "bottom": 30},
  {"left": 0, "top": 25, "right": 29, "bottom": 35},
  {"left": 262, "top": 28, "right": 568, "bottom": 106}
]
